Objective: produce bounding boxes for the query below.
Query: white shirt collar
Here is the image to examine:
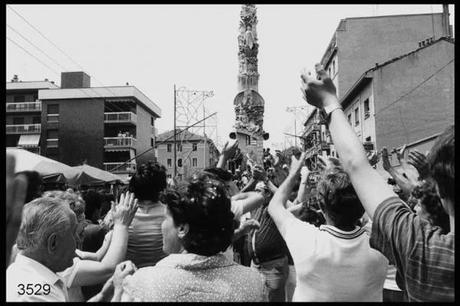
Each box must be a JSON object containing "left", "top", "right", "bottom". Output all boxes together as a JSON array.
[{"left": 14, "top": 253, "right": 63, "bottom": 285}]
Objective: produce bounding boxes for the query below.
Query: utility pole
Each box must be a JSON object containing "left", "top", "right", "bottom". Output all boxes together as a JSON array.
[
  {"left": 173, "top": 84, "right": 177, "bottom": 179},
  {"left": 286, "top": 106, "right": 307, "bottom": 148}
]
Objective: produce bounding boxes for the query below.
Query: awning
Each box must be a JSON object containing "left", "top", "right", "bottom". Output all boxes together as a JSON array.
[{"left": 18, "top": 134, "right": 40, "bottom": 148}]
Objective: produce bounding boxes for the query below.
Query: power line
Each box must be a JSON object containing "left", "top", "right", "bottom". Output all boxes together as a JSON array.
[
  {"left": 374, "top": 58, "right": 454, "bottom": 117},
  {"left": 7, "top": 23, "right": 70, "bottom": 72},
  {"left": 7, "top": 5, "right": 86, "bottom": 72},
  {"left": 7, "top": 36, "right": 61, "bottom": 76}
]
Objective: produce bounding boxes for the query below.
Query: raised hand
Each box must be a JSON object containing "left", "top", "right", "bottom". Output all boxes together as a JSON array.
[
  {"left": 408, "top": 150, "right": 429, "bottom": 179},
  {"left": 222, "top": 139, "right": 239, "bottom": 159},
  {"left": 111, "top": 191, "right": 139, "bottom": 227},
  {"left": 381, "top": 147, "right": 392, "bottom": 172},
  {"left": 289, "top": 152, "right": 307, "bottom": 178},
  {"left": 300, "top": 166, "right": 310, "bottom": 182},
  {"left": 6, "top": 153, "right": 28, "bottom": 264},
  {"left": 300, "top": 64, "right": 337, "bottom": 108}
]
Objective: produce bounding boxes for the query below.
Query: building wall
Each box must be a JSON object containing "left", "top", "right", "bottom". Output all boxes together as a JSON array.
[
  {"left": 373, "top": 40, "right": 454, "bottom": 151},
  {"left": 41, "top": 98, "right": 105, "bottom": 167},
  {"left": 135, "top": 105, "right": 157, "bottom": 165},
  {"left": 343, "top": 81, "right": 376, "bottom": 145},
  {"left": 333, "top": 14, "right": 445, "bottom": 98},
  {"left": 156, "top": 140, "right": 218, "bottom": 179}
]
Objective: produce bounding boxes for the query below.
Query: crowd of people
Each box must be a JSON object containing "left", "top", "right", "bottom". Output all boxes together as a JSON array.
[{"left": 6, "top": 65, "right": 454, "bottom": 302}]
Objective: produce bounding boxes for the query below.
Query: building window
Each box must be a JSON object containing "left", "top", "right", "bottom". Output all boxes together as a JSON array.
[
  {"left": 366, "top": 136, "right": 371, "bottom": 141},
  {"left": 47, "top": 104, "right": 59, "bottom": 114},
  {"left": 151, "top": 116, "right": 154, "bottom": 126},
  {"left": 167, "top": 159, "right": 172, "bottom": 167},
  {"left": 354, "top": 108, "right": 359, "bottom": 126},
  {"left": 13, "top": 117, "right": 24, "bottom": 125},
  {"left": 14, "top": 95, "right": 25, "bottom": 103},
  {"left": 167, "top": 144, "right": 172, "bottom": 152},
  {"left": 178, "top": 158, "right": 182, "bottom": 167},
  {"left": 178, "top": 144, "right": 182, "bottom": 152},
  {"left": 192, "top": 143, "right": 197, "bottom": 151},
  {"left": 47, "top": 129, "right": 59, "bottom": 148},
  {"left": 192, "top": 158, "right": 197, "bottom": 167},
  {"left": 151, "top": 138, "right": 154, "bottom": 147},
  {"left": 364, "top": 99, "right": 370, "bottom": 119},
  {"left": 347, "top": 114, "right": 352, "bottom": 125},
  {"left": 33, "top": 116, "right": 41, "bottom": 124}
]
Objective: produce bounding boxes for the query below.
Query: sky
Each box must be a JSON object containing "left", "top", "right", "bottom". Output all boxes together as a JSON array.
[{"left": 6, "top": 4, "right": 455, "bottom": 151}]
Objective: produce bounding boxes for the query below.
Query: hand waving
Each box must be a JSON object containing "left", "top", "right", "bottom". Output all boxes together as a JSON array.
[
  {"left": 289, "top": 152, "right": 307, "bottom": 178},
  {"left": 222, "top": 139, "right": 239, "bottom": 159},
  {"left": 111, "top": 191, "right": 139, "bottom": 227},
  {"left": 300, "top": 64, "right": 337, "bottom": 108},
  {"left": 408, "top": 150, "right": 429, "bottom": 179}
]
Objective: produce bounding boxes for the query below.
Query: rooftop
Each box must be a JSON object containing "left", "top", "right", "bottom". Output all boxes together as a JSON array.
[
  {"left": 38, "top": 86, "right": 161, "bottom": 118},
  {"left": 156, "top": 129, "right": 217, "bottom": 148},
  {"left": 6, "top": 80, "right": 59, "bottom": 90}
]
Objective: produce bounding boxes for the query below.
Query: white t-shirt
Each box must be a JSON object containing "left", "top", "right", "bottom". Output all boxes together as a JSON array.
[
  {"left": 282, "top": 219, "right": 388, "bottom": 302},
  {"left": 57, "top": 257, "right": 84, "bottom": 302}
]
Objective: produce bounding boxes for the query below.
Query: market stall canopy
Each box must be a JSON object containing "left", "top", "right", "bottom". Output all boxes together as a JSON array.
[
  {"left": 71, "top": 164, "right": 123, "bottom": 186},
  {"left": 7, "top": 148, "right": 80, "bottom": 185}
]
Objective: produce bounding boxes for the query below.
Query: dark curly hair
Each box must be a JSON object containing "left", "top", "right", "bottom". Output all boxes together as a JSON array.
[
  {"left": 317, "top": 165, "right": 364, "bottom": 228},
  {"left": 412, "top": 179, "right": 450, "bottom": 233},
  {"left": 129, "top": 161, "right": 167, "bottom": 202},
  {"left": 160, "top": 171, "right": 234, "bottom": 256},
  {"left": 427, "top": 125, "right": 454, "bottom": 202}
]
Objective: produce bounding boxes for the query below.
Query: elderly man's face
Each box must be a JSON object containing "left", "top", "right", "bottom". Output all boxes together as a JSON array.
[{"left": 53, "top": 211, "right": 78, "bottom": 272}]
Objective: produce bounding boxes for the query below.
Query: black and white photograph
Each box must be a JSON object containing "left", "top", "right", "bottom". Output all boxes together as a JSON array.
[{"left": 5, "top": 4, "right": 455, "bottom": 302}]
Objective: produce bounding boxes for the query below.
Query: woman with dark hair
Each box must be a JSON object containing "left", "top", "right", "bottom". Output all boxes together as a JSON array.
[
  {"left": 126, "top": 161, "right": 168, "bottom": 268},
  {"left": 119, "top": 171, "right": 267, "bottom": 302}
]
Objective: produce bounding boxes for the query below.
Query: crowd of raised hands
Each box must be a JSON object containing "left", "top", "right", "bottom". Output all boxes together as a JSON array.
[{"left": 5, "top": 63, "right": 453, "bottom": 302}]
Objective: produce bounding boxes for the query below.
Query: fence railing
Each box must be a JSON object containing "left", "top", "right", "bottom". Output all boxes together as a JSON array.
[
  {"left": 104, "top": 137, "right": 136, "bottom": 149},
  {"left": 6, "top": 102, "right": 42, "bottom": 112},
  {"left": 6, "top": 124, "right": 41, "bottom": 134}
]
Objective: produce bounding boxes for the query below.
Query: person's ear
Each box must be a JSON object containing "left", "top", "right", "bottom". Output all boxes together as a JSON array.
[
  {"left": 177, "top": 223, "right": 189, "bottom": 239},
  {"left": 47, "top": 233, "right": 58, "bottom": 254}
]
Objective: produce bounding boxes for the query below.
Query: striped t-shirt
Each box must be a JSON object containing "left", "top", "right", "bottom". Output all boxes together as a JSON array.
[
  {"left": 370, "top": 196, "right": 454, "bottom": 301},
  {"left": 126, "top": 203, "right": 167, "bottom": 268}
]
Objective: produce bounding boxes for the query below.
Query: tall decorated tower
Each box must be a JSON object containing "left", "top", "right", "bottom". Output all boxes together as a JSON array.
[{"left": 230, "top": 4, "right": 268, "bottom": 171}]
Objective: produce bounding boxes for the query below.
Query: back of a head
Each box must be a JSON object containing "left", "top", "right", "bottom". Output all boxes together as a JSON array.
[
  {"left": 317, "top": 165, "right": 364, "bottom": 227},
  {"left": 129, "top": 161, "right": 167, "bottom": 202},
  {"left": 427, "top": 125, "right": 454, "bottom": 203},
  {"left": 16, "top": 197, "right": 72, "bottom": 252},
  {"left": 15, "top": 170, "right": 43, "bottom": 203},
  {"left": 82, "top": 190, "right": 103, "bottom": 222},
  {"left": 203, "top": 167, "right": 233, "bottom": 182},
  {"left": 44, "top": 190, "right": 86, "bottom": 222},
  {"left": 161, "top": 171, "right": 234, "bottom": 256}
]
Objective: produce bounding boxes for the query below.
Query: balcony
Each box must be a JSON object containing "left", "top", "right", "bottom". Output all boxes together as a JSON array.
[
  {"left": 6, "top": 124, "right": 41, "bottom": 134},
  {"left": 104, "top": 162, "right": 136, "bottom": 174},
  {"left": 104, "top": 112, "right": 137, "bottom": 125},
  {"left": 6, "top": 101, "right": 42, "bottom": 113},
  {"left": 104, "top": 137, "right": 136, "bottom": 150}
]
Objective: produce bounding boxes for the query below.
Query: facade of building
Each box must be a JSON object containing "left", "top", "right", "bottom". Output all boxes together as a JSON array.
[
  {"left": 341, "top": 37, "right": 454, "bottom": 171},
  {"left": 7, "top": 72, "right": 161, "bottom": 181},
  {"left": 6, "top": 76, "right": 59, "bottom": 155},
  {"left": 320, "top": 11, "right": 451, "bottom": 99},
  {"left": 156, "top": 129, "right": 220, "bottom": 181},
  {"left": 302, "top": 10, "right": 452, "bottom": 170}
]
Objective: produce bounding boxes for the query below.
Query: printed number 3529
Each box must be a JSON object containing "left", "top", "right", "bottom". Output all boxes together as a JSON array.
[{"left": 17, "top": 284, "right": 50, "bottom": 296}]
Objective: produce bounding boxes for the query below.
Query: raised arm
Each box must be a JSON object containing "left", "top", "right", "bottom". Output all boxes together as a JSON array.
[
  {"left": 71, "top": 192, "right": 138, "bottom": 287},
  {"left": 217, "top": 140, "right": 239, "bottom": 170},
  {"left": 301, "top": 65, "right": 395, "bottom": 218},
  {"left": 268, "top": 153, "right": 307, "bottom": 235},
  {"left": 231, "top": 191, "right": 265, "bottom": 216},
  {"left": 295, "top": 166, "right": 311, "bottom": 204}
]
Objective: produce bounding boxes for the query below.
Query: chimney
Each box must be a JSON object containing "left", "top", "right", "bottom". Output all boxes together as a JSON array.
[
  {"left": 442, "top": 4, "right": 451, "bottom": 37},
  {"left": 61, "top": 71, "right": 91, "bottom": 89}
]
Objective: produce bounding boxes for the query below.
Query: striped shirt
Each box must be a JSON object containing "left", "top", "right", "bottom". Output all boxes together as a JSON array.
[
  {"left": 370, "top": 196, "right": 454, "bottom": 302},
  {"left": 126, "top": 203, "right": 167, "bottom": 268}
]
